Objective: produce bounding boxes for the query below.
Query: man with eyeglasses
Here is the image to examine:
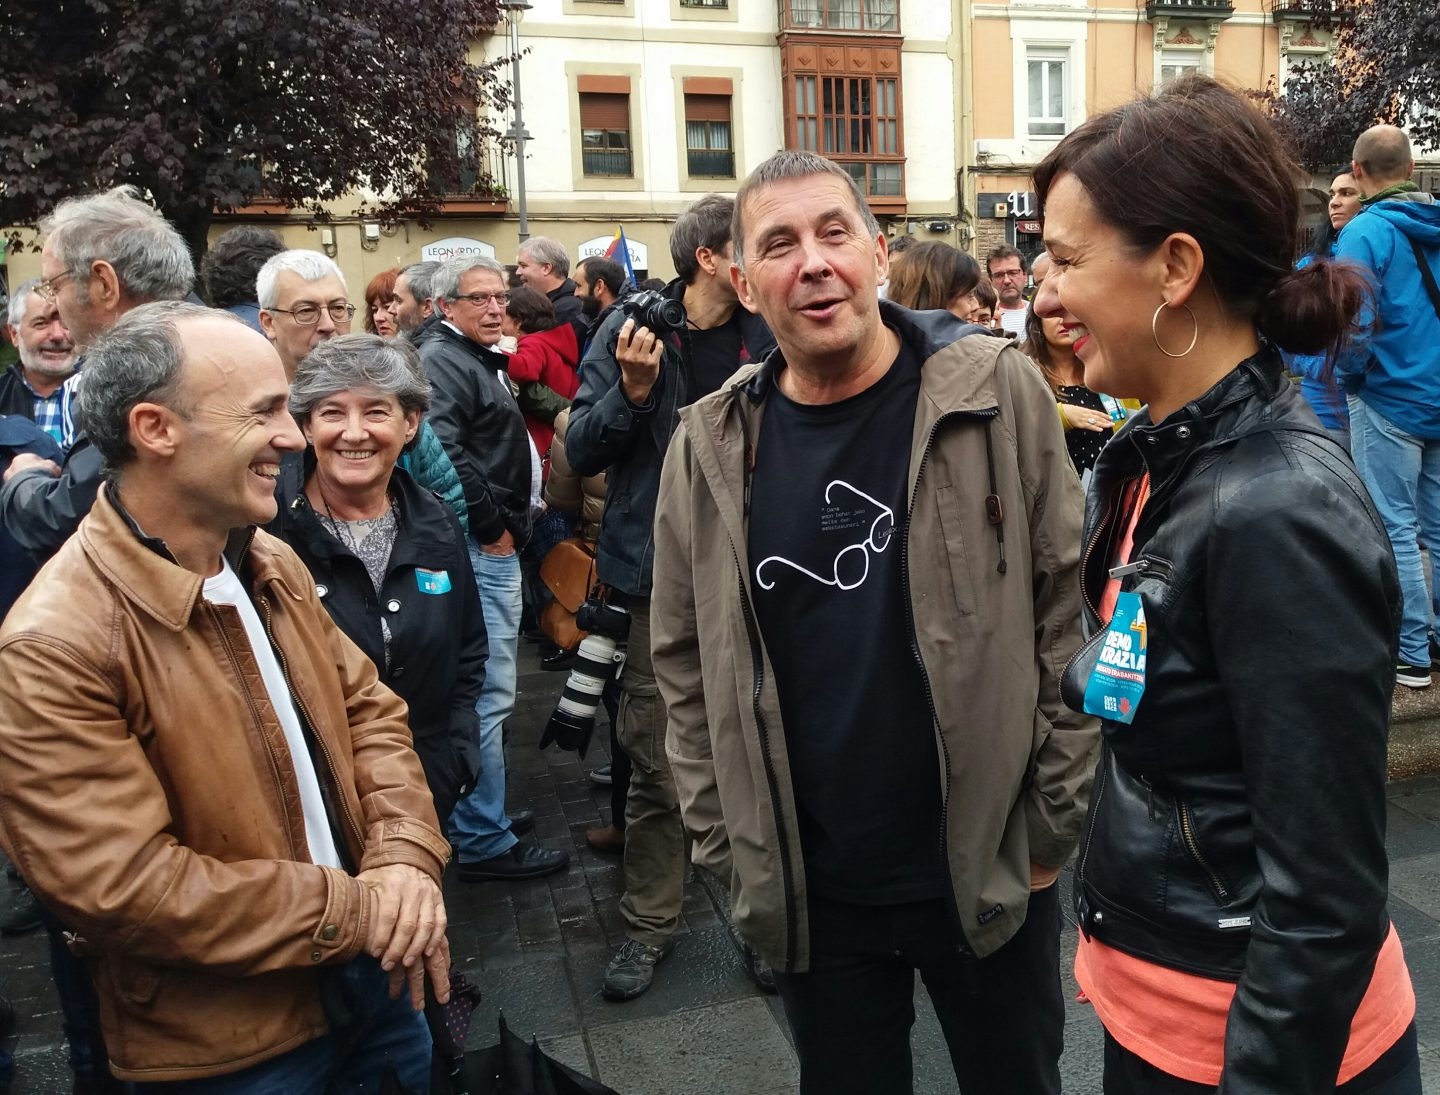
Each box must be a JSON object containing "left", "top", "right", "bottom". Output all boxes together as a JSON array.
[
  {"left": 986, "top": 245, "right": 1031, "bottom": 338},
  {"left": 2, "top": 187, "right": 192, "bottom": 564},
  {"left": 420, "top": 256, "right": 568, "bottom": 883},
  {"left": 257, "top": 251, "right": 356, "bottom": 375}
]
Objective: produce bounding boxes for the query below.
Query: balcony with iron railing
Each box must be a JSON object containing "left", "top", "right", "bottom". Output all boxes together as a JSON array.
[
  {"left": 1268, "top": 0, "right": 1355, "bottom": 22},
  {"left": 1145, "top": 0, "right": 1234, "bottom": 19}
]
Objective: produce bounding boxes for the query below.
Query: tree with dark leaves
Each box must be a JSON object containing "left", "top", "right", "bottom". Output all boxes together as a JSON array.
[
  {"left": 1268, "top": 0, "right": 1440, "bottom": 172},
  {"left": 0, "top": 0, "right": 507, "bottom": 257}
]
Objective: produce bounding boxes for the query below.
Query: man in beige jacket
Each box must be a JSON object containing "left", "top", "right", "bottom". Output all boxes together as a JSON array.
[{"left": 651, "top": 150, "right": 1097, "bottom": 1094}]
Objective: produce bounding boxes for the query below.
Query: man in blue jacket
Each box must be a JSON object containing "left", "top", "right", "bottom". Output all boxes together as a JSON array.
[{"left": 1336, "top": 124, "right": 1440, "bottom": 688}]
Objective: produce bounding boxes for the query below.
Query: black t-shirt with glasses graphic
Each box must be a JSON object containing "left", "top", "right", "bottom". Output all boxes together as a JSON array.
[{"left": 747, "top": 332, "right": 944, "bottom": 905}]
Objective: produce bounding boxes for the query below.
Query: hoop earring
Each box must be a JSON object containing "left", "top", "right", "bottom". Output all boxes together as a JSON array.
[{"left": 1152, "top": 300, "right": 1198, "bottom": 359}]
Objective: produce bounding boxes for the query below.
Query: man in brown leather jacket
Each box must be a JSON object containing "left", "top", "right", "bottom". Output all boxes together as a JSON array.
[{"left": 0, "top": 301, "right": 452, "bottom": 1090}]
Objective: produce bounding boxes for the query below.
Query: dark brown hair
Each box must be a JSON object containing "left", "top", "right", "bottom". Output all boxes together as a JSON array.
[
  {"left": 505, "top": 285, "right": 558, "bottom": 333},
  {"left": 1033, "top": 74, "right": 1366, "bottom": 356},
  {"left": 1022, "top": 304, "right": 1076, "bottom": 394},
  {"left": 886, "top": 242, "right": 981, "bottom": 312}
]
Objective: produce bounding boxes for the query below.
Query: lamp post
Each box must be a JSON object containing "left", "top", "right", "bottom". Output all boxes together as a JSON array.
[{"left": 500, "top": 0, "right": 533, "bottom": 242}]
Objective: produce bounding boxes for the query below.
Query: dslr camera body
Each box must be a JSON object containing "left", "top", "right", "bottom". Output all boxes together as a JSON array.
[{"left": 620, "top": 290, "right": 688, "bottom": 338}]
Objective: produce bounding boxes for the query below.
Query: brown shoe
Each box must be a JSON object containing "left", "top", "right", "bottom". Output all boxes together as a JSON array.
[{"left": 586, "top": 824, "right": 625, "bottom": 854}]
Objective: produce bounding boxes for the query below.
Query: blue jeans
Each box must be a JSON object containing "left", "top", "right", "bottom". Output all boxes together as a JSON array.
[
  {"left": 132, "top": 956, "right": 431, "bottom": 1094},
  {"left": 450, "top": 545, "right": 522, "bottom": 863},
  {"left": 1348, "top": 396, "right": 1440, "bottom": 665}
]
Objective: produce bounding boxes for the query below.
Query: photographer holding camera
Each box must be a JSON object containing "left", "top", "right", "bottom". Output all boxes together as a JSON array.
[{"left": 566, "top": 195, "right": 775, "bottom": 1002}]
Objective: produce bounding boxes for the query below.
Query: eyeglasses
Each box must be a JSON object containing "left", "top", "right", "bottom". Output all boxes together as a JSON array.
[
  {"left": 269, "top": 302, "right": 356, "bottom": 326},
  {"left": 990, "top": 269, "right": 1026, "bottom": 281},
  {"left": 455, "top": 292, "right": 510, "bottom": 309},
  {"left": 36, "top": 270, "right": 78, "bottom": 302}
]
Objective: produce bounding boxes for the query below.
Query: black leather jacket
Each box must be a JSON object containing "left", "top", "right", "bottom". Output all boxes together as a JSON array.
[
  {"left": 270, "top": 459, "right": 487, "bottom": 824},
  {"left": 566, "top": 278, "right": 774, "bottom": 596},
  {"left": 419, "top": 324, "right": 533, "bottom": 547},
  {"left": 1061, "top": 349, "right": 1402, "bottom": 1094}
]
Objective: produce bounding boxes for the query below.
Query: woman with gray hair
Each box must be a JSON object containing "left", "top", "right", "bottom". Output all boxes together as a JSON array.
[{"left": 270, "top": 333, "right": 487, "bottom": 823}]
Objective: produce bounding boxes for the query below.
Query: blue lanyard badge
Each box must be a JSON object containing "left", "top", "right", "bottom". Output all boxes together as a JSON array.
[
  {"left": 1099, "top": 393, "right": 1128, "bottom": 425},
  {"left": 1083, "top": 591, "right": 1147, "bottom": 724},
  {"left": 416, "top": 568, "right": 452, "bottom": 595}
]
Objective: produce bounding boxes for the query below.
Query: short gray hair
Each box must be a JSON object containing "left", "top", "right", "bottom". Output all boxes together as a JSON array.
[
  {"left": 398, "top": 261, "right": 439, "bottom": 302},
  {"left": 671, "top": 194, "right": 735, "bottom": 283},
  {"left": 517, "top": 236, "right": 570, "bottom": 278},
  {"left": 40, "top": 187, "right": 194, "bottom": 304},
  {"left": 289, "top": 334, "right": 432, "bottom": 421},
  {"left": 256, "top": 250, "right": 347, "bottom": 309},
  {"left": 431, "top": 256, "right": 506, "bottom": 303},
  {"left": 732, "top": 151, "right": 880, "bottom": 269},
  {"left": 78, "top": 301, "right": 235, "bottom": 471},
  {"left": 6, "top": 280, "right": 40, "bottom": 327}
]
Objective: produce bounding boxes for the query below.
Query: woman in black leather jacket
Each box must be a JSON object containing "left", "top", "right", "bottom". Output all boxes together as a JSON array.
[
  {"left": 1034, "top": 76, "right": 1419, "bottom": 1094},
  {"left": 271, "top": 334, "right": 487, "bottom": 825}
]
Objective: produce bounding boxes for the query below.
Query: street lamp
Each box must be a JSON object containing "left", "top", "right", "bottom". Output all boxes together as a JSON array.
[{"left": 500, "top": 0, "right": 533, "bottom": 242}]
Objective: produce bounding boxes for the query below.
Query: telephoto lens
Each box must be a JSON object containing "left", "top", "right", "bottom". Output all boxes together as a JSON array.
[{"left": 540, "top": 599, "right": 631, "bottom": 757}]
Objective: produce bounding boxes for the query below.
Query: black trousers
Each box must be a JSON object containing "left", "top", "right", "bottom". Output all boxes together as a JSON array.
[
  {"left": 772, "top": 884, "right": 1064, "bottom": 1095},
  {"left": 1102, "top": 1023, "right": 1421, "bottom": 1095}
]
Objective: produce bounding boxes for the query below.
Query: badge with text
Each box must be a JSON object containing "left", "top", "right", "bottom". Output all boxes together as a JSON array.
[
  {"left": 1083, "top": 591, "right": 1147, "bottom": 724},
  {"left": 416, "top": 568, "right": 452, "bottom": 595},
  {"left": 1099, "top": 393, "right": 1129, "bottom": 426}
]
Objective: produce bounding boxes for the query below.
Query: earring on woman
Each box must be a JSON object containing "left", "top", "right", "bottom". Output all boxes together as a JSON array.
[{"left": 1152, "top": 300, "right": 1198, "bottom": 359}]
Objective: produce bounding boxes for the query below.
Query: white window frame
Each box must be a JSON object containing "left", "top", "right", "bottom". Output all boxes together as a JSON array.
[
  {"left": 1004, "top": 21, "right": 1086, "bottom": 160},
  {"left": 1026, "top": 49, "right": 1068, "bottom": 138},
  {"left": 1157, "top": 46, "right": 1206, "bottom": 89}
]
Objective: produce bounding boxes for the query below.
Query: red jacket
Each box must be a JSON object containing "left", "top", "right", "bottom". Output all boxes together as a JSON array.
[{"left": 508, "top": 324, "right": 580, "bottom": 459}]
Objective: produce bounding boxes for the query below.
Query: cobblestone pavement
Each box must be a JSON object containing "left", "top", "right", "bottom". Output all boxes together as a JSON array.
[{"left": 2, "top": 645, "right": 1438, "bottom": 1092}]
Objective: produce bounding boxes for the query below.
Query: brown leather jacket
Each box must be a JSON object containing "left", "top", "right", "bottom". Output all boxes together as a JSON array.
[{"left": 0, "top": 488, "right": 450, "bottom": 1081}]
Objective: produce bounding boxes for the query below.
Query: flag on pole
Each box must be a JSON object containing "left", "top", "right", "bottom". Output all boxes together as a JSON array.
[{"left": 604, "top": 226, "right": 638, "bottom": 288}]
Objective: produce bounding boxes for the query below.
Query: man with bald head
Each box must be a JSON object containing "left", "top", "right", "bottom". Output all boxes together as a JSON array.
[
  {"left": 0, "top": 302, "right": 451, "bottom": 1089},
  {"left": 1336, "top": 123, "right": 1440, "bottom": 688}
]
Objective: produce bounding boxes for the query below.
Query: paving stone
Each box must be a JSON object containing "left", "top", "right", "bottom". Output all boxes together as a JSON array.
[
  {"left": 1387, "top": 799, "right": 1440, "bottom": 861},
  {"left": 1389, "top": 852, "right": 1440, "bottom": 921},
  {"left": 467, "top": 956, "right": 581, "bottom": 1047},
  {"left": 537, "top": 1032, "right": 592, "bottom": 1077},
  {"left": 586, "top": 997, "right": 798, "bottom": 1095},
  {"left": 1388, "top": 894, "right": 1440, "bottom": 947}
]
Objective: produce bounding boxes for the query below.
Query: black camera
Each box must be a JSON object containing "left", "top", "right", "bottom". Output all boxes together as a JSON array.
[
  {"left": 621, "top": 290, "right": 687, "bottom": 337},
  {"left": 540, "top": 596, "right": 631, "bottom": 757}
]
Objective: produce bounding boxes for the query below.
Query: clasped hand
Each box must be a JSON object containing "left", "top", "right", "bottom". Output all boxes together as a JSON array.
[{"left": 357, "top": 863, "right": 450, "bottom": 1009}]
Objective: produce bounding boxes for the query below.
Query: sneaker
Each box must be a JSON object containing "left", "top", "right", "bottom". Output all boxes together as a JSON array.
[
  {"left": 601, "top": 938, "right": 673, "bottom": 1001},
  {"left": 588, "top": 764, "right": 613, "bottom": 786},
  {"left": 456, "top": 842, "right": 569, "bottom": 882},
  {"left": 585, "top": 823, "right": 625, "bottom": 854},
  {"left": 1397, "top": 661, "right": 1432, "bottom": 689}
]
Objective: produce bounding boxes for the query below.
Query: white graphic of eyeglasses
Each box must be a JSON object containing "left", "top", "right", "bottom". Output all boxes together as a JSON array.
[{"left": 755, "top": 480, "right": 895, "bottom": 591}]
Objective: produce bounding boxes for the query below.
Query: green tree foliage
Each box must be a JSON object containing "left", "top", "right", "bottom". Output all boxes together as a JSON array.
[
  {"left": 1270, "top": 0, "right": 1440, "bottom": 171},
  {"left": 0, "top": 0, "right": 507, "bottom": 255}
]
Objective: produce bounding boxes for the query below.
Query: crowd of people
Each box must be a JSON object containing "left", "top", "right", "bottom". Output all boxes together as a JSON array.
[{"left": 0, "top": 72, "right": 1428, "bottom": 1094}]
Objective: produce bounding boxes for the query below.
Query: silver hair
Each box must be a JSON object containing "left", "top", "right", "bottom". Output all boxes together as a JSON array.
[
  {"left": 431, "top": 255, "right": 506, "bottom": 303},
  {"left": 398, "top": 261, "right": 440, "bottom": 303},
  {"left": 517, "top": 236, "right": 570, "bottom": 278},
  {"left": 78, "top": 301, "right": 239, "bottom": 472},
  {"left": 731, "top": 151, "right": 880, "bottom": 269},
  {"left": 6, "top": 280, "right": 40, "bottom": 327},
  {"left": 289, "top": 333, "right": 432, "bottom": 420},
  {"left": 40, "top": 186, "right": 194, "bottom": 304},
  {"left": 256, "top": 250, "right": 347, "bottom": 309}
]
